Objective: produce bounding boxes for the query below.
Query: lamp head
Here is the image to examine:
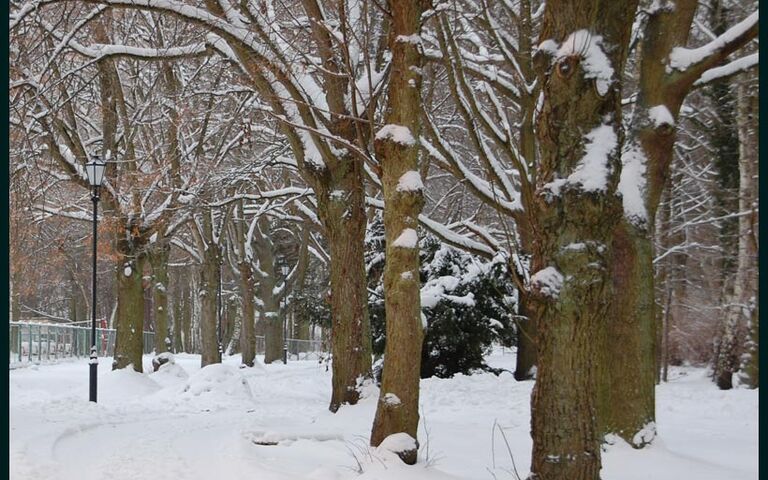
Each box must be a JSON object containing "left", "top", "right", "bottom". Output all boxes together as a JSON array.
[{"left": 86, "top": 154, "right": 107, "bottom": 188}]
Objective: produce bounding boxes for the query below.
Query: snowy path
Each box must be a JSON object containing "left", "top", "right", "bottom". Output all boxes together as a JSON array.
[{"left": 9, "top": 353, "right": 757, "bottom": 480}]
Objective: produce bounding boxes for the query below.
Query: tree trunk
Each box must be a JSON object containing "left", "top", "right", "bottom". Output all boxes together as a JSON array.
[
  {"left": 150, "top": 242, "right": 171, "bottom": 354},
  {"left": 529, "top": 2, "right": 636, "bottom": 478},
  {"left": 182, "top": 276, "right": 193, "bottom": 353},
  {"left": 113, "top": 243, "right": 147, "bottom": 372},
  {"left": 199, "top": 244, "right": 221, "bottom": 367},
  {"left": 661, "top": 288, "right": 672, "bottom": 383},
  {"left": 719, "top": 71, "right": 759, "bottom": 389},
  {"left": 736, "top": 71, "right": 758, "bottom": 388},
  {"left": 11, "top": 270, "right": 22, "bottom": 323},
  {"left": 600, "top": 220, "right": 656, "bottom": 446},
  {"left": 172, "top": 286, "right": 183, "bottom": 354},
  {"left": 239, "top": 260, "right": 257, "bottom": 366},
  {"left": 514, "top": 295, "right": 538, "bottom": 380},
  {"left": 369, "top": 0, "right": 427, "bottom": 465},
  {"left": 251, "top": 217, "right": 282, "bottom": 364},
  {"left": 322, "top": 180, "right": 373, "bottom": 411}
]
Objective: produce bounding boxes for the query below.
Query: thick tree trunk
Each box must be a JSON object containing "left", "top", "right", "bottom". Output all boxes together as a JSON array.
[
  {"left": 150, "top": 242, "right": 171, "bottom": 354},
  {"left": 251, "top": 218, "right": 282, "bottom": 364},
  {"left": 369, "top": 0, "right": 426, "bottom": 465},
  {"left": 239, "top": 261, "right": 257, "bottom": 366},
  {"left": 199, "top": 245, "right": 221, "bottom": 367},
  {"left": 529, "top": 2, "right": 636, "bottom": 478},
  {"left": 321, "top": 169, "right": 372, "bottom": 412},
  {"left": 600, "top": 221, "right": 656, "bottom": 445},
  {"left": 113, "top": 244, "right": 147, "bottom": 372}
]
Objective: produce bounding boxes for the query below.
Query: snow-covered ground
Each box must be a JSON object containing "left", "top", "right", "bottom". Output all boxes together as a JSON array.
[{"left": 9, "top": 351, "right": 757, "bottom": 480}]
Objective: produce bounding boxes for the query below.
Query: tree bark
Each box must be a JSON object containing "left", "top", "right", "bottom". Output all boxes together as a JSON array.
[
  {"left": 251, "top": 217, "right": 282, "bottom": 364},
  {"left": 529, "top": 2, "right": 637, "bottom": 478},
  {"left": 149, "top": 242, "right": 171, "bottom": 354},
  {"left": 719, "top": 70, "right": 759, "bottom": 389},
  {"left": 602, "top": 0, "right": 757, "bottom": 440},
  {"left": 199, "top": 242, "right": 222, "bottom": 367},
  {"left": 239, "top": 259, "right": 257, "bottom": 366},
  {"left": 113, "top": 241, "right": 147, "bottom": 372},
  {"left": 322, "top": 173, "right": 373, "bottom": 411},
  {"left": 736, "top": 71, "right": 758, "bottom": 388},
  {"left": 600, "top": 220, "right": 656, "bottom": 445},
  {"left": 369, "top": 0, "right": 427, "bottom": 465},
  {"left": 514, "top": 295, "right": 538, "bottom": 381}
]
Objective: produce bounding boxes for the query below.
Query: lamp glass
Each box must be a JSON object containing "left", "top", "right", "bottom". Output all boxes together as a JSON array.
[
  {"left": 282, "top": 266, "right": 289, "bottom": 276},
  {"left": 86, "top": 155, "right": 106, "bottom": 187}
]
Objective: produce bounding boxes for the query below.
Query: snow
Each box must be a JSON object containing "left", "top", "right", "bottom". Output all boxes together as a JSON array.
[
  {"left": 539, "top": 30, "right": 615, "bottom": 96},
  {"left": 618, "top": 144, "right": 649, "bottom": 224},
  {"left": 392, "top": 228, "right": 419, "bottom": 249},
  {"left": 695, "top": 52, "right": 759, "bottom": 86},
  {"left": 631, "top": 421, "right": 657, "bottom": 447},
  {"left": 648, "top": 105, "right": 675, "bottom": 128},
  {"left": 382, "top": 393, "right": 402, "bottom": 406},
  {"left": 396, "top": 171, "right": 424, "bottom": 192},
  {"left": 396, "top": 34, "right": 422, "bottom": 46},
  {"left": 9, "top": 353, "right": 757, "bottom": 480},
  {"left": 567, "top": 124, "right": 617, "bottom": 192},
  {"left": 379, "top": 432, "right": 416, "bottom": 453},
  {"left": 376, "top": 124, "right": 417, "bottom": 146},
  {"left": 530, "top": 267, "right": 564, "bottom": 298},
  {"left": 668, "top": 11, "right": 759, "bottom": 72}
]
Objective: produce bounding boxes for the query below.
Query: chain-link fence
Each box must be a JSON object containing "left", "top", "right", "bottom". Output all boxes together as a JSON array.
[{"left": 9, "top": 323, "right": 155, "bottom": 365}]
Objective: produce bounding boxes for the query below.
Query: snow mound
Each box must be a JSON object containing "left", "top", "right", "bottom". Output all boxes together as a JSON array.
[
  {"left": 181, "top": 363, "right": 253, "bottom": 401},
  {"left": 99, "top": 367, "right": 161, "bottom": 402},
  {"left": 245, "top": 429, "right": 343, "bottom": 446},
  {"left": 378, "top": 432, "right": 417, "bottom": 454},
  {"left": 150, "top": 361, "right": 189, "bottom": 388}
]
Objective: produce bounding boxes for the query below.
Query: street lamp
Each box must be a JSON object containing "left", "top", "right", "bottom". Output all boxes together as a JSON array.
[
  {"left": 85, "top": 154, "right": 106, "bottom": 403},
  {"left": 281, "top": 265, "right": 290, "bottom": 364},
  {"left": 217, "top": 244, "right": 223, "bottom": 362}
]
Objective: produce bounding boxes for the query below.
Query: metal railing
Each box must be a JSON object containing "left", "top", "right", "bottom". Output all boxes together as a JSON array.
[
  {"left": 9, "top": 322, "right": 155, "bottom": 365},
  {"left": 8, "top": 322, "right": 325, "bottom": 364}
]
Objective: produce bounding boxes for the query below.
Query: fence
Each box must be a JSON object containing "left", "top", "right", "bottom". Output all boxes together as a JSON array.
[
  {"left": 8, "top": 323, "right": 325, "bottom": 364},
  {"left": 253, "top": 336, "right": 325, "bottom": 360},
  {"left": 9, "top": 322, "right": 155, "bottom": 365}
]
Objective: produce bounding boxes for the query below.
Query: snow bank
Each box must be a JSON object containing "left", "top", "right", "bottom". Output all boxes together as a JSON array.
[{"left": 180, "top": 363, "right": 253, "bottom": 402}]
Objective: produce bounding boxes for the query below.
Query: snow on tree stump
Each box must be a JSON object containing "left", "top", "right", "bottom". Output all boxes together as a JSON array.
[{"left": 152, "top": 352, "right": 175, "bottom": 372}]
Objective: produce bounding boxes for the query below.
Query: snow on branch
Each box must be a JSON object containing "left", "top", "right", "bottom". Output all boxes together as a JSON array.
[
  {"left": 667, "top": 10, "right": 758, "bottom": 86},
  {"left": 694, "top": 52, "right": 759, "bottom": 86},
  {"left": 668, "top": 11, "right": 758, "bottom": 72},
  {"left": 366, "top": 197, "right": 497, "bottom": 258}
]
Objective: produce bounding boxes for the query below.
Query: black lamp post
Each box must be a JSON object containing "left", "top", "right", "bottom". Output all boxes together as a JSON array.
[
  {"left": 281, "top": 265, "right": 290, "bottom": 364},
  {"left": 85, "top": 154, "right": 106, "bottom": 403},
  {"left": 217, "top": 244, "right": 224, "bottom": 362}
]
